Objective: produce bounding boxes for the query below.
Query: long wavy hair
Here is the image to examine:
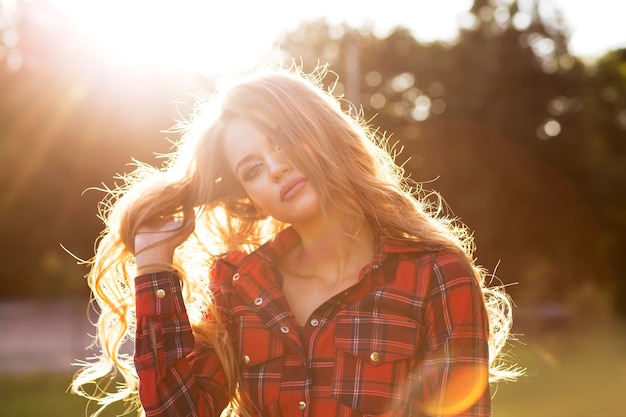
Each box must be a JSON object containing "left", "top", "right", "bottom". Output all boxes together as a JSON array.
[{"left": 71, "top": 66, "right": 521, "bottom": 416}]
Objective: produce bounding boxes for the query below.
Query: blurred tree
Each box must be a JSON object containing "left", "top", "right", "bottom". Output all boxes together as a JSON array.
[{"left": 574, "top": 49, "right": 626, "bottom": 317}]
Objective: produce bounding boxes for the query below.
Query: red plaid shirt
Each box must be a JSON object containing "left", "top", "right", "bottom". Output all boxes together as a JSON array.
[{"left": 134, "top": 227, "right": 491, "bottom": 417}]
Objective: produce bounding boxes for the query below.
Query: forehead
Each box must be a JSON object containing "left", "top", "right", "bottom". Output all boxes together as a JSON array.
[{"left": 221, "top": 118, "right": 268, "bottom": 164}]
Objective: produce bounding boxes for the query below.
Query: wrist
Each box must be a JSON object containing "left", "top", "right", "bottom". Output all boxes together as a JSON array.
[
  {"left": 135, "top": 248, "right": 174, "bottom": 276},
  {"left": 136, "top": 264, "right": 176, "bottom": 276}
]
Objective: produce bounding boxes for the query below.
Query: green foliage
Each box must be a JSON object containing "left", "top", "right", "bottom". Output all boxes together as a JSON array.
[{"left": 0, "top": 372, "right": 129, "bottom": 417}]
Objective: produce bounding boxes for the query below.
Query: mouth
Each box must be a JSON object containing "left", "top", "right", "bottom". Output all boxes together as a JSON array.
[{"left": 280, "top": 177, "right": 307, "bottom": 202}]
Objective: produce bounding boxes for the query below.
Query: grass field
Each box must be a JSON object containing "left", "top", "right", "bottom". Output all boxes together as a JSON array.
[
  {"left": 491, "top": 323, "right": 626, "bottom": 417},
  {"left": 1, "top": 325, "right": 625, "bottom": 417},
  {"left": 0, "top": 372, "right": 130, "bottom": 417}
]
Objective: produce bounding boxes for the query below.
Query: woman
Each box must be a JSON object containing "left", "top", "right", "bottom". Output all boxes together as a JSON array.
[{"left": 72, "top": 67, "right": 520, "bottom": 417}]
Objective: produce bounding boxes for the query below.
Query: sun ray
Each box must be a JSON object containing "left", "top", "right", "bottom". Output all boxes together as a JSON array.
[{"left": 1, "top": 77, "right": 90, "bottom": 221}]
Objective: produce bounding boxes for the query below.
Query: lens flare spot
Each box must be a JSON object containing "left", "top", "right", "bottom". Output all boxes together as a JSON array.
[{"left": 424, "top": 364, "right": 489, "bottom": 415}]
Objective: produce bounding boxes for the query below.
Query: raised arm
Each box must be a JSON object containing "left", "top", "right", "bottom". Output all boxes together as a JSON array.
[
  {"left": 132, "top": 218, "right": 230, "bottom": 417},
  {"left": 134, "top": 271, "right": 230, "bottom": 417}
]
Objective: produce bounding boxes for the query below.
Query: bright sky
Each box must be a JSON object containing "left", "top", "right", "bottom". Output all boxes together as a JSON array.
[{"left": 48, "top": 0, "right": 626, "bottom": 74}]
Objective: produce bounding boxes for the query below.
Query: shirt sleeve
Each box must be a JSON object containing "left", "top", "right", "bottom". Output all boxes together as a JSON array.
[
  {"left": 134, "top": 271, "right": 230, "bottom": 417},
  {"left": 420, "top": 251, "right": 492, "bottom": 417}
]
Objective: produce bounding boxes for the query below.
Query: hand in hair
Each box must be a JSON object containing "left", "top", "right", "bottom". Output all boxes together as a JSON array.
[{"left": 134, "top": 211, "right": 195, "bottom": 275}]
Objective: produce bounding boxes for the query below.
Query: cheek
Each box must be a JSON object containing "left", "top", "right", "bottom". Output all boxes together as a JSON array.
[
  {"left": 288, "top": 144, "right": 323, "bottom": 182},
  {"left": 302, "top": 143, "right": 320, "bottom": 165},
  {"left": 240, "top": 183, "right": 269, "bottom": 210}
]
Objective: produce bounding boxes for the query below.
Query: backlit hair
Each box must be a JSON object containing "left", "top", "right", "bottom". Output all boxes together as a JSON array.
[{"left": 72, "top": 66, "right": 521, "bottom": 416}]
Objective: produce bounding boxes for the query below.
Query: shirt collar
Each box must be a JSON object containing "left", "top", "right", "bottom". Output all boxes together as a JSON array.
[{"left": 237, "top": 226, "right": 431, "bottom": 274}]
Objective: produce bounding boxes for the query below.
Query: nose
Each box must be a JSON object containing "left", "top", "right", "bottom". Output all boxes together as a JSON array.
[{"left": 268, "top": 152, "right": 291, "bottom": 182}]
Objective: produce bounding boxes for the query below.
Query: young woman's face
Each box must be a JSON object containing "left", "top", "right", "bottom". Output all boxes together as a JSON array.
[{"left": 222, "top": 117, "right": 322, "bottom": 225}]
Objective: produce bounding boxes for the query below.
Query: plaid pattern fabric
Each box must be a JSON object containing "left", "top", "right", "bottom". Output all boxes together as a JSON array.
[{"left": 134, "top": 227, "right": 491, "bottom": 417}]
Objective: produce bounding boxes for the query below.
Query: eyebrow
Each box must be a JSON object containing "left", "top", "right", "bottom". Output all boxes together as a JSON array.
[{"left": 233, "top": 136, "right": 278, "bottom": 175}]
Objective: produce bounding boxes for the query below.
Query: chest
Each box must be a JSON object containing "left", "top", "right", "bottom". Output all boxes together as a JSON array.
[
  {"left": 230, "top": 284, "right": 427, "bottom": 417},
  {"left": 228, "top": 260, "right": 429, "bottom": 360},
  {"left": 280, "top": 271, "right": 359, "bottom": 327}
]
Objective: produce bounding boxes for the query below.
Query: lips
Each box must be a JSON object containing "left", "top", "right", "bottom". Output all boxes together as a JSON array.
[{"left": 280, "top": 177, "right": 307, "bottom": 202}]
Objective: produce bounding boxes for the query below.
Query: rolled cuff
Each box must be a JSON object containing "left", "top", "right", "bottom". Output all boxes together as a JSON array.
[{"left": 135, "top": 271, "right": 186, "bottom": 318}]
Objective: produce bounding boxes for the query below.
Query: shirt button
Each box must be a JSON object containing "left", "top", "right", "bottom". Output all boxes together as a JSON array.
[
  {"left": 232, "top": 273, "right": 240, "bottom": 281},
  {"left": 370, "top": 351, "right": 380, "bottom": 362},
  {"left": 242, "top": 355, "right": 250, "bottom": 364},
  {"left": 254, "top": 297, "right": 263, "bottom": 305},
  {"left": 310, "top": 318, "right": 319, "bottom": 327},
  {"left": 156, "top": 289, "right": 166, "bottom": 299},
  {"left": 280, "top": 326, "right": 290, "bottom": 334},
  {"left": 298, "top": 401, "right": 307, "bottom": 410}
]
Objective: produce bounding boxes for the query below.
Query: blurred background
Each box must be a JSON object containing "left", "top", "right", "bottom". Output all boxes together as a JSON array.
[{"left": 0, "top": 0, "right": 625, "bottom": 416}]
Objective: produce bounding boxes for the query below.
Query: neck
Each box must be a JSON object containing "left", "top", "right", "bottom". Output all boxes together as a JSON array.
[{"left": 286, "top": 215, "right": 375, "bottom": 282}]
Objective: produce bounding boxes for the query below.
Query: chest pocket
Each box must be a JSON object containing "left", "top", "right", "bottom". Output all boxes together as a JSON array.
[
  {"left": 237, "top": 315, "right": 286, "bottom": 411},
  {"left": 332, "top": 314, "right": 421, "bottom": 414}
]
